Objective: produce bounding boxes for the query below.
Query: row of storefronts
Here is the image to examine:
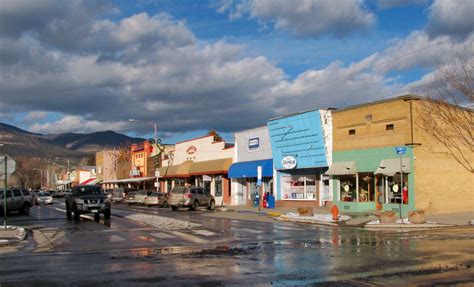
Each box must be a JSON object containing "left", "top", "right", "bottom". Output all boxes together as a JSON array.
[{"left": 96, "top": 95, "right": 472, "bottom": 215}]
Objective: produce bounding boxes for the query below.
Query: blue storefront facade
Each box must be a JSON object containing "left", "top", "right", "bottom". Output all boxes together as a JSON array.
[
  {"left": 228, "top": 126, "right": 275, "bottom": 206},
  {"left": 267, "top": 109, "right": 333, "bottom": 207}
]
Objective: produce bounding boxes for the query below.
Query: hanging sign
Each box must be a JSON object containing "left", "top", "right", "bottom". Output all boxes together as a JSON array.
[
  {"left": 203, "top": 175, "right": 212, "bottom": 182},
  {"left": 257, "top": 166, "right": 262, "bottom": 186},
  {"left": 281, "top": 156, "right": 297, "bottom": 169}
]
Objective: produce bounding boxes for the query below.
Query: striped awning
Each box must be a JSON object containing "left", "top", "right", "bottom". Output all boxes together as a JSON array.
[
  {"left": 79, "top": 178, "right": 102, "bottom": 185},
  {"left": 188, "top": 158, "right": 232, "bottom": 175}
]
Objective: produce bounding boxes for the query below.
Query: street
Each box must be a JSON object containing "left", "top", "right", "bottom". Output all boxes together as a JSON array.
[{"left": 0, "top": 200, "right": 473, "bottom": 286}]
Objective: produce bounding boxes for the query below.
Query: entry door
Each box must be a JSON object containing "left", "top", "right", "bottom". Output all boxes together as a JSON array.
[
  {"left": 376, "top": 176, "right": 384, "bottom": 210},
  {"left": 320, "top": 175, "right": 331, "bottom": 204}
]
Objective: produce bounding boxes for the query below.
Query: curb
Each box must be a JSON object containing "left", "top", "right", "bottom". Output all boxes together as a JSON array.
[
  {"left": 276, "top": 216, "right": 339, "bottom": 227},
  {"left": 0, "top": 226, "right": 27, "bottom": 246},
  {"left": 364, "top": 223, "right": 455, "bottom": 230}
]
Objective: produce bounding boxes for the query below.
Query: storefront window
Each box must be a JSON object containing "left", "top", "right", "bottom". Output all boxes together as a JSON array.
[
  {"left": 281, "top": 175, "right": 318, "bottom": 200},
  {"left": 386, "top": 175, "right": 408, "bottom": 204},
  {"left": 175, "top": 178, "right": 185, "bottom": 187},
  {"left": 215, "top": 175, "right": 222, "bottom": 197},
  {"left": 339, "top": 175, "right": 356, "bottom": 202},
  {"left": 166, "top": 179, "right": 172, "bottom": 192},
  {"left": 196, "top": 176, "right": 203, "bottom": 188},
  {"left": 358, "top": 173, "right": 374, "bottom": 202}
]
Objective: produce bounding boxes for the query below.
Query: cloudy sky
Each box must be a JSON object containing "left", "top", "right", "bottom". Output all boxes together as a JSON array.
[{"left": 0, "top": 0, "right": 472, "bottom": 142}]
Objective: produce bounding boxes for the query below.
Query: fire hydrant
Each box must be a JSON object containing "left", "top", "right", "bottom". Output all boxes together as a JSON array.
[{"left": 331, "top": 205, "right": 339, "bottom": 221}]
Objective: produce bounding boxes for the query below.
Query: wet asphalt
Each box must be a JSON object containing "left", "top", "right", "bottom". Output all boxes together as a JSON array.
[{"left": 0, "top": 199, "right": 473, "bottom": 286}]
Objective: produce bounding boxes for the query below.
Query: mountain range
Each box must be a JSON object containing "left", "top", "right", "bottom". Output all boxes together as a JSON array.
[{"left": 0, "top": 122, "right": 144, "bottom": 160}]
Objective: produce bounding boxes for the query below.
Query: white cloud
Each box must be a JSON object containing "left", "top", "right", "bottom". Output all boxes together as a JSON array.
[
  {"left": 426, "top": 0, "right": 474, "bottom": 38},
  {"left": 23, "top": 111, "right": 47, "bottom": 122},
  {"left": 218, "top": 0, "right": 375, "bottom": 38},
  {"left": 29, "top": 116, "right": 130, "bottom": 134}
]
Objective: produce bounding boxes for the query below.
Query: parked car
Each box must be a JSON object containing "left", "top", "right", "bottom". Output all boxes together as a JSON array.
[
  {"left": 144, "top": 192, "right": 168, "bottom": 207},
  {"left": 124, "top": 190, "right": 152, "bottom": 205},
  {"left": 65, "top": 185, "right": 111, "bottom": 221},
  {"left": 36, "top": 191, "right": 53, "bottom": 205},
  {"left": 168, "top": 186, "right": 215, "bottom": 211},
  {"left": 111, "top": 187, "right": 133, "bottom": 203},
  {"left": 0, "top": 188, "right": 34, "bottom": 215}
]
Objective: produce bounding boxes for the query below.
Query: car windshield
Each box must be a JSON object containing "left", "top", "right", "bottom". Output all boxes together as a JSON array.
[
  {"left": 39, "top": 192, "right": 51, "bottom": 196},
  {"left": 75, "top": 186, "right": 102, "bottom": 195},
  {"left": 149, "top": 192, "right": 159, "bottom": 196}
]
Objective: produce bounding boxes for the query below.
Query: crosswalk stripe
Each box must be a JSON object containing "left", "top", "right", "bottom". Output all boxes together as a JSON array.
[
  {"left": 192, "top": 229, "right": 216, "bottom": 236},
  {"left": 150, "top": 232, "right": 175, "bottom": 239},
  {"left": 169, "top": 231, "right": 208, "bottom": 244},
  {"left": 110, "top": 235, "right": 125, "bottom": 242}
]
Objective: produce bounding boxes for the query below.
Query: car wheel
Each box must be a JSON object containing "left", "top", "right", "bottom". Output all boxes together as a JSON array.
[
  {"left": 21, "top": 204, "right": 30, "bottom": 215},
  {"left": 192, "top": 200, "right": 199, "bottom": 211},
  {"left": 66, "top": 205, "right": 72, "bottom": 220},
  {"left": 73, "top": 205, "right": 80, "bottom": 221},
  {"left": 171, "top": 206, "right": 178, "bottom": 211},
  {"left": 207, "top": 200, "right": 215, "bottom": 211},
  {"left": 104, "top": 208, "right": 111, "bottom": 219},
  {"left": 94, "top": 213, "right": 100, "bottom": 222}
]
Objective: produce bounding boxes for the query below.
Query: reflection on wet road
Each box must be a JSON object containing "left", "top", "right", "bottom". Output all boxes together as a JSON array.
[{"left": 0, "top": 201, "right": 473, "bottom": 286}]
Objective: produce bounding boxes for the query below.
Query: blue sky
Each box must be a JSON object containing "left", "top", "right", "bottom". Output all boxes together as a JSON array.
[{"left": 0, "top": 0, "right": 472, "bottom": 143}]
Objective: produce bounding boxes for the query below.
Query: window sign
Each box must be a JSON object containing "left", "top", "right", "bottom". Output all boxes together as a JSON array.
[{"left": 248, "top": 138, "right": 260, "bottom": 151}]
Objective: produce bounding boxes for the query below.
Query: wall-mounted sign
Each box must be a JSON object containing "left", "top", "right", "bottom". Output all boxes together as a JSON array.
[
  {"left": 281, "top": 156, "right": 297, "bottom": 169},
  {"left": 186, "top": 146, "right": 197, "bottom": 155},
  {"left": 248, "top": 138, "right": 260, "bottom": 151},
  {"left": 203, "top": 175, "right": 212, "bottom": 182}
]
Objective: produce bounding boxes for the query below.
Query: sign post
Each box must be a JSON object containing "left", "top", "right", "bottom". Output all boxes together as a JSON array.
[
  {"left": 395, "top": 147, "right": 406, "bottom": 221},
  {"left": 1, "top": 155, "right": 16, "bottom": 230}
]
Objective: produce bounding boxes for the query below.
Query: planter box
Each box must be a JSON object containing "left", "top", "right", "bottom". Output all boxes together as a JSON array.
[
  {"left": 379, "top": 211, "right": 397, "bottom": 224},
  {"left": 408, "top": 210, "right": 425, "bottom": 224},
  {"left": 297, "top": 207, "right": 314, "bottom": 217}
]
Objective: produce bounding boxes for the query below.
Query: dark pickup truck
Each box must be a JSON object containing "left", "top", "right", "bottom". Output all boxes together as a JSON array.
[{"left": 65, "top": 185, "right": 111, "bottom": 221}]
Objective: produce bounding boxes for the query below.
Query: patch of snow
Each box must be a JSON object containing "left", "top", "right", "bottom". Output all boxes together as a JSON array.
[{"left": 126, "top": 214, "right": 201, "bottom": 230}]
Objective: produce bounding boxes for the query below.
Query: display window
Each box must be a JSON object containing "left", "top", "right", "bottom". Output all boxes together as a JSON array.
[
  {"left": 358, "top": 173, "right": 375, "bottom": 202},
  {"left": 386, "top": 175, "right": 408, "bottom": 204},
  {"left": 281, "top": 175, "right": 318, "bottom": 200},
  {"left": 339, "top": 175, "right": 357, "bottom": 202},
  {"left": 215, "top": 175, "right": 223, "bottom": 197}
]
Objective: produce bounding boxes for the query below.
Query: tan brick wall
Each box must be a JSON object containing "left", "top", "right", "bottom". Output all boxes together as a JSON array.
[
  {"left": 333, "top": 100, "right": 411, "bottom": 151},
  {"left": 412, "top": 100, "right": 473, "bottom": 214}
]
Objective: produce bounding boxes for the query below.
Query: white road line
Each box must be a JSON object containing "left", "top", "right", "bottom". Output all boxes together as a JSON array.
[
  {"left": 168, "top": 231, "right": 208, "bottom": 244},
  {"left": 239, "top": 228, "right": 264, "bottom": 234},
  {"left": 150, "top": 232, "right": 175, "bottom": 239},
  {"left": 54, "top": 207, "right": 66, "bottom": 213},
  {"left": 109, "top": 235, "right": 126, "bottom": 242},
  {"left": 192, "top": 229, "right": 216, "bottom": 236}
]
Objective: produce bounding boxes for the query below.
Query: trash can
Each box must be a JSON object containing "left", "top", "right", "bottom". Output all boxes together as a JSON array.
[{"left": 267, "top": 194, "right": 275, "bottom": 209}]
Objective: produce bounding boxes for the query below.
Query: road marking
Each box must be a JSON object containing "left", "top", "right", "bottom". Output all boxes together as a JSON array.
[
  {"left": 169, "top": 231, "right": 208, "bottom": 244},
  {"left": 239, "top": 228, "right": 264, "bottom": 234},
  {"left": 109, "top": 235, "right": 126, "bottom": 242},
  {"left": 192, "top": 229, "right": 216, "bottom": 236},
  {"left": 274, "top": 226, "right": 301, "bottom": 231},
  {"left": 150, "top": 232, "right": 175, "bottom": 239},
  {"left": 54, "top": 207, "right": 66, "bottom": 213}
]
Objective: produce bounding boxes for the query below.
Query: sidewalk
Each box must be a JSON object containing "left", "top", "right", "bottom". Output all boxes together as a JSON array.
[{"left": 0, "top": 226, "right": 27, "bottom": 245}]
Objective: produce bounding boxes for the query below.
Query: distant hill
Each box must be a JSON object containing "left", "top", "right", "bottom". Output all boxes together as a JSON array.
[
  {"left": 46, "top": 130, "right": 144, "bottom": 153},
  {"left": 0, "top": 123, "right": 144, "bottom": 159}
]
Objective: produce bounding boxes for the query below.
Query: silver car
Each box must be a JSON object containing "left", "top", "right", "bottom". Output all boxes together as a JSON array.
[
  {"left": 124, "top": 190, "right": 152, "bottom": 205},
  {"left": 36, "top": 191, "right": 54, "bottom": 205},
  {"left": 144, "top": 192, "right": 168, "bottom": 207},
  {"left": 0, "top": 188, "right": 34, "bottom": 215},
  {"left": 168, "top": 186, "right": 215, "bottom": 211}
]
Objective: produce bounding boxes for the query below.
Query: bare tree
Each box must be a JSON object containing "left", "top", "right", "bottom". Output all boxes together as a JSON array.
[{"left": 416, "top": 43, "right": 473, "bottom": 173}]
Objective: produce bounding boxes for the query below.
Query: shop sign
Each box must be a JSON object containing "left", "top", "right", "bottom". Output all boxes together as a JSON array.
[
  {"left": 187, "top": 146, "right": 197, "bottom": 155},
  {"left": 257, "top": 166, "right": 262, "bottom": 186},
  {"left": 248, "top": 138, "right": 260, "bottom": 151},
  {"left": 203, "top": 175, "right": 212, "bottom": 182},
  {"left": 281, "top": 156, "right": 297, "bottom": 169}
]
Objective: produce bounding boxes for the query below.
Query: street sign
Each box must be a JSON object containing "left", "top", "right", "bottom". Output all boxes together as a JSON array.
[
  {"left": 0, "top": 155, "right": 16, "bottom": 178},
  {"left": 395, "top": 146, "right": 406, "bottom": 155}
]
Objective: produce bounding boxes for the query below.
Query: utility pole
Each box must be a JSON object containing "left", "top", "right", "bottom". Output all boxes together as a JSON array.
[{"left": 3, "top": 155, "right": 7, "bottom": 230}]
